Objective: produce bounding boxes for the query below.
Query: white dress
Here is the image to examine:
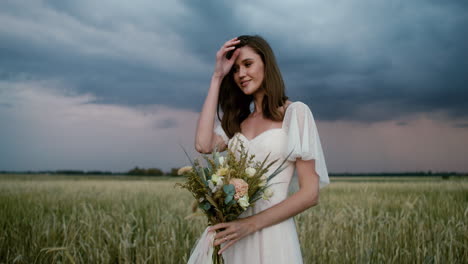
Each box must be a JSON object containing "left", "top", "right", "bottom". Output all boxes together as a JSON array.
[{"left": 213, "top": 101, "right": 330, "bottom": 264}]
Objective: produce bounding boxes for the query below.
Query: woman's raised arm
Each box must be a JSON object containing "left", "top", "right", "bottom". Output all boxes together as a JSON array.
[
  {"left": 195, "top": 37, "right": 240, "bottom": 153},
  {"left": 195, "top": 75, "right": 225, "bottom": 154}
]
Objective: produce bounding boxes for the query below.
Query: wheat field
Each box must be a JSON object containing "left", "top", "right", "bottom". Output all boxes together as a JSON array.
[{"left": 0, "top": 175, "right": 466, "bottom": 263}]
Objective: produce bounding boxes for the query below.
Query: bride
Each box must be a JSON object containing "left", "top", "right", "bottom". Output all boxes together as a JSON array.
[{"left": 194, "top": 35, "right": 330, "bottom": 263}]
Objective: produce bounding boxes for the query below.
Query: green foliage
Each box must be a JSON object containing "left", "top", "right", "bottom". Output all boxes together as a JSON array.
[
  {"left": 168, "top": 168, "right": 180, "bottom": 176},
  {"left": 203, "top": 168, "right": 211, "bottom": 181},
  {"left": 223, "top": 184, "right": 235, "bottom": 194},
  {"left": 199, "top": 201, "right": 211, "bottom": 211},
  {"left": 223, "top": 184, "right": 235, "bottom": 205},
  {"left": 127, "top": 166, "right": 164, "bottom": 176}
]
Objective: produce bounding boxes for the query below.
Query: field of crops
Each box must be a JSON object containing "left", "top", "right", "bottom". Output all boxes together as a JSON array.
[{"left": 0, "top": 175, "right": 466, "bottom": 263}]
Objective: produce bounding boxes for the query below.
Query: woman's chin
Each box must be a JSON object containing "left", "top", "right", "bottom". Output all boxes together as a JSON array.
[
  {"left": 239, "top": 86, "right": 250, "bottom": 94},
  {"left": 240, "top": 85, "right": 260, "bottom": 95}
]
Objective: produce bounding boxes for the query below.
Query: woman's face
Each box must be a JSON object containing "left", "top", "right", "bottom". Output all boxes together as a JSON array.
[{"left": 232, "top": 46, "right": 265, "bottom": 95}]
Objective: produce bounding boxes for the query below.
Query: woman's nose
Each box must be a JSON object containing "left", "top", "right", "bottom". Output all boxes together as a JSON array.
[{"left": 239, "top": 67, "right": 247, "bottom": 77}]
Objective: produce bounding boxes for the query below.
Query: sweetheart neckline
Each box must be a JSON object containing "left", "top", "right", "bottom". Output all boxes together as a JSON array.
[
  {"left": 235, "top": 128, "right": 284, "bottom": 142},
  {"left": 234, "top": 101, "right": 300, "bottom": 142}
]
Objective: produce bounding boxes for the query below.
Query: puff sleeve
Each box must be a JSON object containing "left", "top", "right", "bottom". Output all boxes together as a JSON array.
[
  {"left": 284, "top": 102, "right": 330, "bottom": 189},
  {"left": 214, "top": 123, "right": 229, "bottom": 145}
]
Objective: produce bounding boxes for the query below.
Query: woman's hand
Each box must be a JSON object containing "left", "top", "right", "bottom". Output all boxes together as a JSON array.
[
  {"left": 208, "top": 216, "right": 257, "bottom": 255},
  {"left": 213, "top": 37, "right": 241, "bottom": 79}
]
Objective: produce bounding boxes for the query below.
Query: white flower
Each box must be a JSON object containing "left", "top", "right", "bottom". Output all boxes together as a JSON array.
[
  {"left": 245, "top": 167, "right": 256, "bottom": 177},
  {"left": 212, "top": 174, "right": 224, "bottom": 184},
  {"left": 216, "top": 178, "right": 224, "bottom": 188},
  {"left": 208, "top": 180, "right": 216, "bottom": 192},
  {"left": 238, "top": 195, "right": 250, "bottom": 210},
  {"left": 262, "top": 188, "right": 274, "bottom": 200},
  {"left": 208, "top": 178, "right": 224, "bottom": 193},
  {"left": 218, "top": 156, "right": 225, "bottom": 166},
  {"left": 199, "top": 197, "right": 205, "bottom": 203}
]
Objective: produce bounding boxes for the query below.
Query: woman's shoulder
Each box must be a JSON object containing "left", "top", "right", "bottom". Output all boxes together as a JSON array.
[{"left": 284, "top": 100, "right": 310, "bottom": 113}]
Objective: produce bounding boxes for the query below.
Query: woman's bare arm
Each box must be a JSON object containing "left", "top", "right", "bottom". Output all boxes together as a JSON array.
[
  {"left": 249, "top": 158, "right": 319, "bottom": 230},
  {"left": 211, "top": 158, "right": 320, "bottom": 253},
  {"left": 195, "top": 75, "right": 227, "bottom": 154},
  {"left": 195, "top": 37, "right": 241, "bottom": 154}
]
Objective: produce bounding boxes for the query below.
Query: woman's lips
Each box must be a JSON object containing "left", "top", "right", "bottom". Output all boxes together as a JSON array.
[{"left": 241, "top": 80, "right": 251, "bottom": 87}]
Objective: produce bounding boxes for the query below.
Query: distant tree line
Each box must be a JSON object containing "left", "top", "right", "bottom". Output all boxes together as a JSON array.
[
  {"left": 0, "top": 169, "right": 466, "bottom": 178},
  {"left": 126, "top": 166, "right": 180, "bottom": 176},
  {"left": 0, "top": 167, "right": 184, "bottom": 177}
]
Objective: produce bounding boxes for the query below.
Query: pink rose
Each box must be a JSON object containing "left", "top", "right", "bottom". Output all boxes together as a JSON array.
[{"left": 229, "top": 178, "right": 249, "bottom": 200}]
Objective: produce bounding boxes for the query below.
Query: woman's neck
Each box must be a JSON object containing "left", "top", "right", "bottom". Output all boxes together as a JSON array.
[{"left": 252, "top": 91, "right": 265, "bottom": 116}]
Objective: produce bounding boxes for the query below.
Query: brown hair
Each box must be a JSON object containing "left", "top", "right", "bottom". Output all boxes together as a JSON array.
[{"left": 217, "top": 35, "right": 289, "bottom": 139}]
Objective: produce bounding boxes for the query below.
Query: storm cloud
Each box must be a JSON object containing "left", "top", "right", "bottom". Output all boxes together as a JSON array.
[
  {"left": 1, "top": 0, "right": 467, "bottom": 172},
  {"left": 2, "top": 0, "right": 467, "bottom": 122}
]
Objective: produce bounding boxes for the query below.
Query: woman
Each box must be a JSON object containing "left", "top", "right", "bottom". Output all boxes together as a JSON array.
[{"left": 194, "top": 35, "right": 329, "bottom": 263}]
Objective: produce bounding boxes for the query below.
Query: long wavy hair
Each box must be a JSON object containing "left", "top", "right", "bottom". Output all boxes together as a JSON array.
[{"left": 217, "top": 35, "right": 289, "bottom": 139}]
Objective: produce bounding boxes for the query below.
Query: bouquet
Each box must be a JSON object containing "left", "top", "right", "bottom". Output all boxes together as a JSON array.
[{"left": 176, "top": 135, "right": 291, "bottom": 264}]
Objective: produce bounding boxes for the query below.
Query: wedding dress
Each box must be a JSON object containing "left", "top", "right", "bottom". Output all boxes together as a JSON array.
[{"left": 190, "top": 101, "right": 329, "bottom": 264}]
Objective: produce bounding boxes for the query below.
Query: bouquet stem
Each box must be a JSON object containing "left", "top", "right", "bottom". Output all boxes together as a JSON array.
[{"left": 212, "top": 245, "right": 224, "bottom": 264}]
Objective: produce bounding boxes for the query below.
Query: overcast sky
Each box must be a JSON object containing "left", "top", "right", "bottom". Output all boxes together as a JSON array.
[{"left": 1, "top": 0, "right": 467, "bottom": 173}]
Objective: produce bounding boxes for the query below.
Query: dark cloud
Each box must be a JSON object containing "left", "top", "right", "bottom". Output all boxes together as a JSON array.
[
  {"left": 453, "top": 123, "right": 468, "bottom": 128},
  {"left": 0, "top": 102, "right": 13, "bottom": 108},
  {"left": 275, "top": 6, "right": 468, "bottom": 122},
  {"left": 154, "top": 118, "right": 178, "bottom": 129},
  {"left": 1, "top": 0, "right": 467, "bottom": 123},
  {"left": 176, "top": 0, "right": 242, "bottom": 56},
  {"left": 396, "top": 121, "right": 408, "bottom": 126}
]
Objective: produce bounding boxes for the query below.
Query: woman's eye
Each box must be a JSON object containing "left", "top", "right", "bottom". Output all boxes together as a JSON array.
[{"left": 245, "top": 63, "right": 252, "bottom": 67}]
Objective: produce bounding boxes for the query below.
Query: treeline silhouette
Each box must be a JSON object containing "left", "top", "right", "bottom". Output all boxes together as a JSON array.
[
  {"left": 0, "top": 166, "right": 182, "bottom": 176},
  {"left": 0, "top": 169, "right": 466, "bottom": 178}
]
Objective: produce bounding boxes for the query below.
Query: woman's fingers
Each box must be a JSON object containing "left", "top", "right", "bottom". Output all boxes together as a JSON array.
[
  {"left": 224, "top": 37, "right": 238, "bottom": 45},
  {"left": 224, "top": 39, "right": 240, "bottom": 46},
  {"left": 223, "top": 39, "right": 240, "bottom": 49},
  {"left": 213, "top": 37, "right": 240, "bottom": 77},
  {"left": 218, "top": 37, "right": 239, "bottom": 57},
  {"left": 217, "top": 40, "right": 239, "bottom": 59},
  {"left": 214, "top": 228, "right": 231, "bottom": 240},
  {"left": 213, "top": 231, "right": 238, "bottom": 246},
  {"left": 209, "top": 222, "right": 229, "bottom": 232},
  {"left": 218, "top": 238, "right": 240, "bottom": 255},
  {"left": 225, "top": 37, "right": 237, "bottom": 45},
  {"left": 229, "top": 48, "right": 240, "bottom": 60}
]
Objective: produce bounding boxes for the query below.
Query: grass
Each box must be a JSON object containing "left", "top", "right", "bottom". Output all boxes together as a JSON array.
[{"left": 0, "top": 175, "right": 466, "bottom": 263}]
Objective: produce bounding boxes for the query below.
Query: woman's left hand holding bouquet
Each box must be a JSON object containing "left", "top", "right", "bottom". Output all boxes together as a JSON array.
[{"left": 208, "top": 216, "right": 258, "bottom": 255}]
